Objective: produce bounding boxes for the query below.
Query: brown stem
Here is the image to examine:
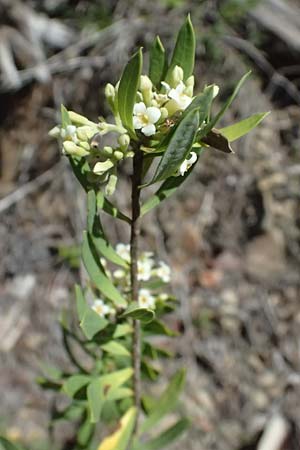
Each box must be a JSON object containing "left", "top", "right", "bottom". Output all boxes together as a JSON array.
[{"left": 130, "top": 146, "right": 143, "bottom": 433}]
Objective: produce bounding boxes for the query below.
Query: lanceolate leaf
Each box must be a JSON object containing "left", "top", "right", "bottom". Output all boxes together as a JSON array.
[
  {"left": 201, "top": 71, "right": 251, "bottom": 137},
  {"left": 99, "top": 368, "right": 133, "bottom": 390},
  {"left": 69, "top": 156, "right": 94, "bottom": 192},
  {"left": 121, "top": 303, "right": 155, "bottom": 323},
  {"left": 166, "top": 15, "right": 195, "bottom": 82},
  {"left": 97, "top": 191, "right": 131, "bottom": 224},
  {"left": 149, "top": 36, "right": 168, "bottom": 87},
  {"left": 82, "top": 231, "right": 127, "bottom": 307},
  {"left": 149, "top": 109, "right": 199, "bottom": 184},
  {"left": 75, "top": 284, "right": 87, "bottom": 322},
  {"left": 87, "top": 190, "right": 128, "bottom": 268},
  {"left": 219, "top": 111, "right": 270, "bottom": 142},
  {"left": 101, "top": 341, "right": 130, "bottom": 357},
  {"left": 61, "top": 104, "right": 71, "bottom": 128},
  {"left": 63, "top": 374, "right": 91, "bottom": 398},
  {"left": 80, "top": 308, "right": 108, "bottom": 340},
  {"left": 87, "top": 379, "right": 104, "bottom": 423},
  {"left": 136, "top": 418, "right": 189, "bottom": 450},
  {"left": 140, "top": 369, "right": 186, "bottom": 433},
  {"left": 118, "top": 48, "right": 143, "bottom": 137},
  {"left": 183, "top": 85, "right": 216, "bottom": 120},
  {"left": 201, "top": 128, "right": 233, "bottom": 153},
  {"left": 97, "top": 407, "right": 137, "bottom": 450}
]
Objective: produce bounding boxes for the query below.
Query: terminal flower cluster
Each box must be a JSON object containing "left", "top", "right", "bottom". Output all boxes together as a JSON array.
[{"left": 49, "top": 64, "right": 220, "bottom": 194}]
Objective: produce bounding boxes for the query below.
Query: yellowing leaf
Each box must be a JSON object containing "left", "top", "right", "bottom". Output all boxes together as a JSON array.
[{"left": 97, "top": 407, "right": 137, "bottom": 450}]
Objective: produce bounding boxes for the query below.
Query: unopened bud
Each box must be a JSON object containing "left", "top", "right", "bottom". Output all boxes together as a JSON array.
[
  {"left": 105, "top": 174, "right": 118, "bottom": 196},
  {"left": 102, "top": 146, "right": 113, "bottom": 156},
  {"left": 77, "top": 126, "right": 96, "bottom": 141},
  {"left": 160, "top": 107, "right": 169, "bottom": 120},
  {"left": 63, "top": 141, "right": 89, "bottom": 157},
  {"left": 93, "top": 159, "right": 114, "bottom": 175},
  {"left": 169, "top": 65, "right": 184, "bottom": 87},
  {"left": 68, "top": 111, "right": 95, "bottom": 127},
  {"left": 114, "top": 150, "right": 124, "bottom": 161},
  {"left": 140, "top": 75, "right": 153, "bottom": 106},
  {"left": 49, "top": 126, "right": 60, "bottom": 138},
  {"left": 118, "top": 134, "right": 130, "bottom": 151}
]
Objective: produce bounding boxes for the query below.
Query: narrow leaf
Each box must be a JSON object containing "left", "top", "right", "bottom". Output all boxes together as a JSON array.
[
  {"left": 219, "top": 112, "right": 270, "bottom": 142},
  {"left": 166, "top": 15, "right": 195, "bottom": 81},
  {"left": 99, "top": 368, "right": 133, "bottom": 390},
  {"left": 106, "top": 387, "right": 133, "bottom": 401},
  {"left": 63, "top": 374, "right": 90, "bottom": 398},
  {"left": 140, "top": 369, "right": 186, "bottom": 433},
  {"left": 97, "top": 407, "right": 137, "bottom": 450},
  {"left": 87, "top": 190, "right": 128, "bottom": 267},
  {"left": 138, "top": 418, "right": 189, "bottom": 450},
  {"left": 201, "top": 128, "right": 233, "bottom": 153},
  {"left": 61, "top": 104, "right": 71, "bottom": 127},
  {"left": 97, "top": 191, "right": 131, "bottom": 223},
  {"left": 80, "top": 308, "right": 108, "bottom": 340},
  {"left": 149, "top": 36, "right": 168, "bottom": 87},
  {"left": 82, "top": 231, "right": 127, "bottom": 307},
  {"left": 118, "top": 48, "right": 143, "bottom": 137},
  {"left": 121, "top": 303, "right": 155, "bottom": 323},
  {"left": 113, "top": 323, "right": 133, "bottom": 339},
  {"left": 201, "top": 71, "right": 251, "bottom": 136},
  {"left": 75, "top": 284, "right": 87, "bottom": 322},
  {"left": 87, "top": 379, "right": 104, "bottom": 423},
  {"left": 150, "top": 109, "right": 199, "bottom": 184},
  {"left": 101, "top": 341, "right": 130, "bottom": 357}
]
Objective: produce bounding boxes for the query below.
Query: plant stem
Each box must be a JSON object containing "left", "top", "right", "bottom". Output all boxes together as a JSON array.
[{"left": 130, "top": 146, "right": 143, "bottom": 432}]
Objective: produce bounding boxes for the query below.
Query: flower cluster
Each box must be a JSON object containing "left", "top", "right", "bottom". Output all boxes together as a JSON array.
[
  {"left": 50, "top": 64, "right": 220, "bottom": 193},
  {"left": 91, "top": 243, "right": 171, "bottom": 317}
]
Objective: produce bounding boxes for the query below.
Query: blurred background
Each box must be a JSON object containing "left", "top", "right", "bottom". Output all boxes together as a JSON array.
[{"left": 1, "top": 0, "right": 300, "bottom": 449}]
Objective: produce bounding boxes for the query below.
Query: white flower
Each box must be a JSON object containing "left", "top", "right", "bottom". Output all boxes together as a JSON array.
[
  {"left": 213, "top": 85, "right": 219, "bottom": 98},
  {"left": 155, "top": 261, "right": 171, "bottom": 283},
  {"left": 168, "top": 81, "right": 192, "bottom": 111},
  {"left": 92, "top": 299, "right": 113, "bottom": 317},
  {"left": 133, "top": 102, "right": 161, "bottom": 136},
  {"left": 179, "top": 152, "right": 197, "bottom": 176},
  {"left": 116, "top": 243, "right": 131, "bottom": 263},
  {"left": 113, "top": 269, "right": 126, "bottom": 279},
  {"left": 61, "top": 125, "right": 78, "bottom": 143},
  {"left": 138, "top": 258, "right": 154, "bottom": 281},
  {"left": 138, "top": 289, "right": 155, "bottom": 309}
]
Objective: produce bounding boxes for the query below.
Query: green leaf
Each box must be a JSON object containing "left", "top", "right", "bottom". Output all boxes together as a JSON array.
[
  {"left": 121, "top": 302, "right": 155, "bottom": 323},
  {"left": 101, "top": 341, "right": 130, "bottom": 357},
  {"left": 149, "top": 36, "right": 168, "bottom": 87},
  {"left": 106, "top": 387, "right": 133, "bottom": 401},
  {"left": 137, "top": 418, "right": 189, "bottom": 450},
  {"left": 75, "top": 284, "right": 87, "bottom": 322},
  {"left": 82, "top": 231, "right": 127, "bottom": 307},
  {"left": 149, "top": 109, "right": 199, "bottom": 184},
  {"left": 97, "top": 407, "right": 137, "bottom": 450},
  {"left": 61, "top": 104, "right": 71, "bottom": 127},
  {"left": 118, "top": 48, "right": 143, "bottom": 137},
  {"left": 63, "top": 374, "right": 91, "bottom": 398},
  {"left": 77, "top": 412, "right": 95, "bottom": 446},
  {"left": 80, "top": 308, "right": 108, "bottom": 340},
  {"left": 97, "top": 191, "right": 131, "bottom": 223},
  {"left": 140, "top": 369, "right": 186, "bottom": 433},
  {"left": 183, "top": 85, "right": 216, "bottom": 120},
  {"left": 68, "top": 157, "right": 94, "bottom": 192},
  {"left": 113, "top": 323, "right": 133, "bottom": 339},
  {"left": 143, "top": 319, "right": 177, "bottom": 337},
  {"left": 141, "top": 360, "right": 160, "bottom": 381},
  {"left": 166, "top": 15, "right": 195, "bottom": 81},
  {"left": 201, "top": 71, "right": 251, "bottom": 137},
  {"left": 87, "top": 190, "right": 128, "bottom": 267},
  {"left": 219, "top": 112, "right": 270, "bottom": 142},
  {"left": 87, "top": 379, "right": 104, "bottom": 423},
  {"left": 99, "top": 368, "right": 133, "bottom": 390}
]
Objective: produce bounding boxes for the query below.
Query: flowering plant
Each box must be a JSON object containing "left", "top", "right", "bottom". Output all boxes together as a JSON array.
[{"left": 0, "top": 15, "right": 268, "bottom": 450}]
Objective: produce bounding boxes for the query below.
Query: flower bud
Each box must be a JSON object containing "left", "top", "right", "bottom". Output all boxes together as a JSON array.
[
  {"left": 93, "top": 159, "right": 114, "bottom": 175},
  {"left": 105, "top": 83, "right": 116, "bottom": 113},
  {"left": 169, "top": 65, "right": 184, "bottom": 88},
  {"left": 76, "top": 126, "right": 96, "bottom": 141},
  {"left": 102, "top": 146, "right": 113, "bottom": 156},
  {"left": 118, "top": 134, "right": 130, "bottom": 151},
  {"left": 213, "top": 84, "right": 220, "bottom": 98},
  {"left": 79, "top": 141, "right": 90, "bottom": 151},
  {"left": 160, "top": 107, "right": 169, "bottom": 120},
  {"left": 68, "top": 111, "right": 95, "bottom": 127},
  {"left": 114, "top": 150, "right": 124, "bottom": 161},
  {"left": 105, "top": 174, "right": 118, "bottom": 196},
  {"left": 49, "top": 126, "right": 60, "bottom": 138},
  {"left": 140, "top": 75, "right": 153, "bottom": 106},
  {"left": 63, "top": 141, "right": 89, "bottom": 157}
]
